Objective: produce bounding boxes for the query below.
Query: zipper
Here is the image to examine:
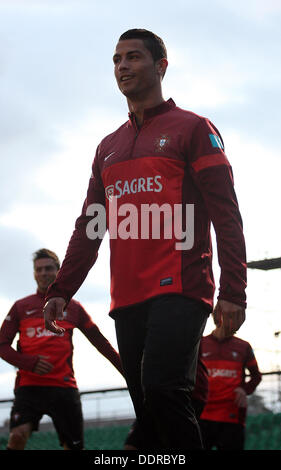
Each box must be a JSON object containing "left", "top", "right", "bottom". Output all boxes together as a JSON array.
[{"left": 129, "top": 114, "right": 141, "bottom": 159}]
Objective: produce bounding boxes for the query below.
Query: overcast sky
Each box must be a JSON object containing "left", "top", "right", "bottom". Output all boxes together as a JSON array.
[{"left": 0, "top": 0, "right": 281, "bottom": 401}]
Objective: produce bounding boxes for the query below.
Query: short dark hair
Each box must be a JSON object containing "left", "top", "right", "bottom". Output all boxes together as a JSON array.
[
  {"left": 119, "top": 29, "right": 167, "bottom": 62},
  {"left": 32, "top": 248, "right": 60, "bottom": 270}
]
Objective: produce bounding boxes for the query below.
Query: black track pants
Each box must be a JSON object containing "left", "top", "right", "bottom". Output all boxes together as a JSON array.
[{"left": 114, "top": 294, "right": 209, "bottom": 450}]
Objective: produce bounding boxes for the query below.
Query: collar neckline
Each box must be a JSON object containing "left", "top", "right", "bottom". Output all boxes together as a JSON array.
[
  {"left": 211, "top": 332, "right": 232, "bottom": 343},
  {"left": 36, "top": 289, "right": 46, "bottom": 299},
  {"left": 128, "top": 98, "right": 175, "bottom": 123}
]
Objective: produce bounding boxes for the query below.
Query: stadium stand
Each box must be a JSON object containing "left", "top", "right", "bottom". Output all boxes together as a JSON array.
[
  {"left": 0, "top": 413, "right": 280, "bottom": 450},
  {"left": 245, "top": 413, "right": 281, "bottom": 450}
]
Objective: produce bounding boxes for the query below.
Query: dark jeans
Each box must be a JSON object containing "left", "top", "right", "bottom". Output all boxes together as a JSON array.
[{"left": 114, "top": 294, "right": 208, "bottom": 450}]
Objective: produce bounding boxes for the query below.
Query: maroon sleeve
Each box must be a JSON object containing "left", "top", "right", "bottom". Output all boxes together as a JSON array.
[
  {"left": 189, "top": 118, "right": 247, "bottom": 307},
  {"left": 77, "top": 305, "right": 124, "bottom": 376},
  {"left": 242, "top": 344, "right": 262, "bottom": 394},
  {"left": 0, "top": 303, "right": 38, "bottom": 372},
  {"left": 45, "top": 147, "right": 106, "bottom": 304}
]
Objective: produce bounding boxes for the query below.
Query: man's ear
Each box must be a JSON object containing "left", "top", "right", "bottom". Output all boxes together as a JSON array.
[{"left": 156, "top": 58, "right": 168, "bottom": 78}]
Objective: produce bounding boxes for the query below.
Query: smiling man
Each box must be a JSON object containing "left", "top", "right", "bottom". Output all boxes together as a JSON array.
[
  {"left": 43, "top": 29, "right": 247, "bottom": 449},
  {"left": 113, "top": 35, "right": 167, "bottom": 117},
  {"left": 0, "top": 248, "right": 123, "bottom": 450}
]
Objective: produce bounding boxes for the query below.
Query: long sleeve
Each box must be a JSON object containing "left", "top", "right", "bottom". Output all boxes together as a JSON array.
[
  {"left": 46, "top": 146, "right": 106, "bottom": 304},
  {"left": 0, "top": 304, "right": 38, "bottom": 372},
  {"left": 78, "top": 306, "right": 123, "bottom": 376},
  {"left": 242, "top": 344, "right": 262, "bottom": 395},
  {"left": 189, "top": 118, "right": 247, "bottom": 307}
]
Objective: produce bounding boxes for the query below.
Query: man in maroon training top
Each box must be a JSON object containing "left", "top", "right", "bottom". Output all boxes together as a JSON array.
[
  {"left": 0, "top": 248, "right": 123, "bottom": 450},
  {"left": 43, "top": 29, "right": 247, "bottom": 449},
  {"left": 200, "top": 324, "right": 262, "bottom": 449}
]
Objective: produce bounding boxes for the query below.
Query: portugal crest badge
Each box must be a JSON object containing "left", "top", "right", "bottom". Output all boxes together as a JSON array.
[
  {"left": 105, "top": 184, "right": 114, "bottom": 201},
  {"left": 155, "top": 134, "right": 170, "bottom": 152}
]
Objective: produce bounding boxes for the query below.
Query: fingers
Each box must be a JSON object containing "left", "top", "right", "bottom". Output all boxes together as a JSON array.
[
  {"left": 234, "top": 387, "right": 247, "bottom": 408},
  {"left": 228, "top": 308, "right": 245, "bottom": 334},
  {"left": 33, "top": 358, "right": 53, "bottom": 375},
  {"left": 213, "top": 300, "right": 246, "bottom": 336},
  {"left": 212, "top": 304, "right": 222, "bottom": 327},
  {"left": 43, "top": 297, "right": 66, "bottom": 335},
  {"left": 236, "top": 308, "right": 246, "bottom": 330},
  {"left": 223, "top": 314, "right": 235, "bottom": 337}
]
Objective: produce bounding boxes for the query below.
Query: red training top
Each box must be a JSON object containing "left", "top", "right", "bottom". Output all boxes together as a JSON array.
[
  {"left": 46, "top": 98, "right": 247, "bottom": 315},
  {"left": 0, "top": 290, "right": 123, "bottom": 390},
  {"left": 200, "top": 333, "right": 262, "bottom": 425}
]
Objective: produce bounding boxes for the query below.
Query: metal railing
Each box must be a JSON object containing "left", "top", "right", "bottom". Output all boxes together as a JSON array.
[
  {"left": 0, "top": 371, "right": 280, "bottom": 430},
  {"left": 0, "top": 386, "right": 135, "bottom": 430}
]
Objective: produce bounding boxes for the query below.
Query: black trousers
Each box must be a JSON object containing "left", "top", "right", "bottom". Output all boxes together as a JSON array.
[
  {"left": 199, "top": 419, "right": 245, "bottom": 450},
  {"left": 114, "top": 294, "right": 209, "bottom": 450}
]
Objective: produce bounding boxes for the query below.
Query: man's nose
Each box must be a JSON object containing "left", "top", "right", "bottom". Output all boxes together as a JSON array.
[{"left": 118, "top": 57, "right": 129, "bottom": 71}]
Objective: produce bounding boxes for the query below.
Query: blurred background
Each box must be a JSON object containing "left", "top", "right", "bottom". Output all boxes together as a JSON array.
[{"left": 0, "top": 1, "right": 280, "bottom": 437}]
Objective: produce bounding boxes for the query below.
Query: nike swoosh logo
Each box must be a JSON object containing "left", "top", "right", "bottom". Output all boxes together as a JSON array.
[
  {"left": 202, "top": 352, "right": 211, "bottom": 357},
  {"left": 104, "top": 151, "right": 115, "bottom": 161},
  {"left": 26, "top": 309, "right": 37, "bottom": 315}
]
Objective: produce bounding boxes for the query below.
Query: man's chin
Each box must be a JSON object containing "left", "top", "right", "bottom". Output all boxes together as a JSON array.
[
  {"left": 119, "top": 84, "right": 138, "bottom": 99},
  {"left": 38, "top": 282, "right": 52, "bottom": 292}
]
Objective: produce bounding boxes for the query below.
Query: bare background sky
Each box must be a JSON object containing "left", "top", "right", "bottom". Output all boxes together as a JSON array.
[{"left": 0, "top": 0, "right": 281, "bottom": 398}]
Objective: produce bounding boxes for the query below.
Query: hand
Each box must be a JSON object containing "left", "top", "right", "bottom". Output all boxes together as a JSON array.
[
  {"left": 43, "top": 297, "right": 66, "bottom": 335},
  {"left": 234, "top": 387, "right": 247, "bottom": 408},
  {"left": 213, "top": 299, "right": 245, "bottom": 336},
  {"left": 33, "top": 355, "right": 53, "bottom": 375}
]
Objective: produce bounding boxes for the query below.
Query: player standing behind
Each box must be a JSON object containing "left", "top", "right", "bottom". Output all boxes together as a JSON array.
[
  {"left": 0, "top": 249, "right": 123, "bottom": 450},
  {"left": 199, "top": 323, "right": 262, "bottom": 450}
]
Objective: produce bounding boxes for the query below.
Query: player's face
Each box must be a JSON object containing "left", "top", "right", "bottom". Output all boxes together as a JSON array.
[
  {"left": 34, "top": 258, "right": 58, "bottom": 293},
  {"left": 113, "top": 39, "right": 161, "bottom": 99}
]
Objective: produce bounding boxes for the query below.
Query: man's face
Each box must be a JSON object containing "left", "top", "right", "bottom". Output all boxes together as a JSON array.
[
  {"left": 33, "top": 258, "right": 58, "bottom": 293},
  {"left": 113, "top": 39, "right": 162, "bottom": 99}
]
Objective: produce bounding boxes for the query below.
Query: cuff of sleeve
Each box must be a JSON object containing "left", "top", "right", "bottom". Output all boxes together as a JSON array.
[
  {"left": 19, "top": 354, "right": 39, "bottom": 372},
  {"left": 217, "top": 293, "right": 247, "bottom": 309},
  {"left": 45, "top": 283, "right": 70, "bottom": 306}
]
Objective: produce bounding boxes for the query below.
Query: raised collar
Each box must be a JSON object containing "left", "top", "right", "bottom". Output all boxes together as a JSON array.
[
  {"left": 128, "top": 98, "right": 176, "bottom": 125},
  {"left": 36, "top": 289, "right": 46, "bottom": 299},
  {"left": 210, "top": 331, "right": 233, "bottom": 343}
]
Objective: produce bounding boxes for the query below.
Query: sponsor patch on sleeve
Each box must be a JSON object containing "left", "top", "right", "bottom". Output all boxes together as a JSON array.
[{"left": 209, "top": 133, "right": 224, "bottom": 150}]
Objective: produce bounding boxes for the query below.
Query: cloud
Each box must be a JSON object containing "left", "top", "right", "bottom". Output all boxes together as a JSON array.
[
  {"left": 221, "top": 132, "right": 281, "bottom": 261},
  {"left": 0, "top": 226, "right": 44, "bottom": 299},
  {"left": 216, "top": 0, "right": 281, "bottom": 22}
]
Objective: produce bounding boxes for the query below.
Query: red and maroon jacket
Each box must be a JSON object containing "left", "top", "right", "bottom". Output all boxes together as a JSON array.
[
  {"left": 46, "top": 98, "right": 247, "bottom": 314},
  {"left": 200, "top": 333, "right": 262, "bottom": 425},
  {"left": 0, "top": 290, "right": 123, "bottom": 390}
]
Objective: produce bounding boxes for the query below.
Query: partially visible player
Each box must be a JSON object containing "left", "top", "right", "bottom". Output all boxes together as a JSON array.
[
  {"left": 0, "top": 249, "right": 123, "bottom": 450},
  {"left": 199, "top": 323, "right": 262, "bottom": 450}
]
